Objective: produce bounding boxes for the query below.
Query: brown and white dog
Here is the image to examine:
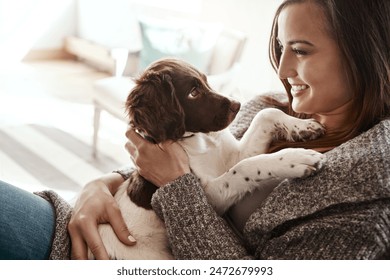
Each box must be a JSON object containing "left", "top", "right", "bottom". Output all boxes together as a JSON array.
[{"left": 90, "top": 58, "right": 325, "bottom": 259}]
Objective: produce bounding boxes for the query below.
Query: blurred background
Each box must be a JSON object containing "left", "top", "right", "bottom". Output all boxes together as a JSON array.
[{"left": 0, "top": 0, "right": 284, "bottom": 200}]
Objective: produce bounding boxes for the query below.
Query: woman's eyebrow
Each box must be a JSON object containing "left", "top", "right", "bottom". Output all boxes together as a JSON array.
[
  {"left": 277, "top": 38, "right": 314, "bottom": 46},
  {"left": 289, "top": 40, "right": 314, "bottom": 46}
]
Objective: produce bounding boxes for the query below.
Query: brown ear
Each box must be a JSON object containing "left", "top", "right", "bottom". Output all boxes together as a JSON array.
[
  {"left": 125, "top": 71, "right": 185, "bottom": 143},
  {"left": 127, "top": 171, "right": 157, "bottom": 210}
]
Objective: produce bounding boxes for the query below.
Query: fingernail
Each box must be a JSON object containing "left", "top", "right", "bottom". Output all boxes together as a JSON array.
[{"left": 128, "top": 235, "right": 137, "bottom": 243}]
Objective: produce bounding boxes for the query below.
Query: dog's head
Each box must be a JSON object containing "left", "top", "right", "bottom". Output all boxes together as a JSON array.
[{"left": 125, "top": 58, "right": 241, "bottom": 143}]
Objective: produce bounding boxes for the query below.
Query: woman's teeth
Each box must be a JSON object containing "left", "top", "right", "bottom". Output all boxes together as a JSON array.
[{"left": 292, "top": 85, "right": 308, "bottom": 91}]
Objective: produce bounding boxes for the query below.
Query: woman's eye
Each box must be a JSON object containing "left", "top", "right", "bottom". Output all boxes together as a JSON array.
[{"left": 292, "top": 48, "right": 307, "bottom": 56}]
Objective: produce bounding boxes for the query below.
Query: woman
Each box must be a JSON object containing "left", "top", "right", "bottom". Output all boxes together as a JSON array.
[
  {"left": 1, "top": 0, "right": 389, "bottom": 259},
  {"left": 70, "top": 0, "right": 390, "bottom": 259}
]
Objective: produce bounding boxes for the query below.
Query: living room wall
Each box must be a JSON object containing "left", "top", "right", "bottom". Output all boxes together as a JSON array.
[
  {"left": 0, "top": 0, "right": 77, "bottom": 63},
  {"left": 1, "top": 0, "right": 284, "bottom": 97},
  {"left": 199, "top": 0, "right": 284, "bottom": 97},
  {"left": 76, "top": 0, "right": 284, "bottom": 97}
]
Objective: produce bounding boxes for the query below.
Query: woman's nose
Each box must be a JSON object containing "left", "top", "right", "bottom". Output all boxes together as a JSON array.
[{"left": 277, "top": 52, "right": 296, "bottom": 79}]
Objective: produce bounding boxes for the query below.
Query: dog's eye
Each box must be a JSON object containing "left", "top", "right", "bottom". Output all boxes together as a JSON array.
[{"left": 188, "top": 87, "right": 201, "bottom": 98}]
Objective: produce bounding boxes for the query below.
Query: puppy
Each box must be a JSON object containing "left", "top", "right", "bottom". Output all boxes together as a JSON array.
[{"left": 90, "top": 58, "right": 325, "bottom": 259}]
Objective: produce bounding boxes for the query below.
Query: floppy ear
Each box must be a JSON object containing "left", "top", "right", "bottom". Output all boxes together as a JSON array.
[{"left": 125, "top": 71, "right": 185, "bottom": 143}]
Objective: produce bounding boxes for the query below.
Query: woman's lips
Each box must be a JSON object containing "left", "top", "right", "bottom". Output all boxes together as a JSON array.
[{"left": 291, "top": 84, "right": 309, "bottom": 96}]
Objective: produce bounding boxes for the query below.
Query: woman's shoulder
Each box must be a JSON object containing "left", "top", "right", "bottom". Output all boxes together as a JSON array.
[
  {"left": 334, "top": 117, "right": 388, "bottom": 166},
  {"left": 244, "top": 120, "right": 390, "bottom": 259},
  {"left": 331, "top": 117, "right": 390, "bottom": 156},
  {"left": 316, "top": 118, "right": 390, "bottom": 200}
]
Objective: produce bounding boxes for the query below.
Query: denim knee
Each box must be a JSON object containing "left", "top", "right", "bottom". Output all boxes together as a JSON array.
[{"left": 0, "top": 180, "right": 55, "bottom": 259}]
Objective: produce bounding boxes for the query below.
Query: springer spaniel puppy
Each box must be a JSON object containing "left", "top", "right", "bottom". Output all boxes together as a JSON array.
[{"left": 90, "top": 58, "right": 325, "bottom": 259}]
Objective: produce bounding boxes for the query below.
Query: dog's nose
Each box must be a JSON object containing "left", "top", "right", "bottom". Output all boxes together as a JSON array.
[{"left": 230, "top": 101, "right": 241, "bottom": 113}]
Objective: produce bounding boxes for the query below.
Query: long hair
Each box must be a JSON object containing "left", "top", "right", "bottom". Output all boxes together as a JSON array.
[{"left": 267, "top": 0, "right": 390, "bottom": 152}]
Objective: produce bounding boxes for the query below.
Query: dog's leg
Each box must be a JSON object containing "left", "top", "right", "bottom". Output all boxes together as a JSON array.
[
  {"left": 204, "top": 148, "right": 326, "bottom": 215},
  {"left": 239, "top": 108, "right": 325, "bottom": 159}
]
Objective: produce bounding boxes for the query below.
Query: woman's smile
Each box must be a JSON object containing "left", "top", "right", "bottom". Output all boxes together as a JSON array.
[{"left": 290, "top": 84, "right": 309, "bottom": 97}]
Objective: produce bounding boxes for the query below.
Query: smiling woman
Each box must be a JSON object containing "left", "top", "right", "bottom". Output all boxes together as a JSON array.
[
  {"left": 276, "top": 3, "right": 353, "bottom": 125},
  {"left": 267, "top": 0, "right": 390, "bottom": 152}
]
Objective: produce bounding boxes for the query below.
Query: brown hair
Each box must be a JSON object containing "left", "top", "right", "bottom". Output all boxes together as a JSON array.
[{"left": 267, "top": 0, "right": 390, "bottom": 152}]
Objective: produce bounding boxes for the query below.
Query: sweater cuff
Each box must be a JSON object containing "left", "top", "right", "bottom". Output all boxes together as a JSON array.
[{"left": 151, "top": 173, "right": 204, "bottom": 221}]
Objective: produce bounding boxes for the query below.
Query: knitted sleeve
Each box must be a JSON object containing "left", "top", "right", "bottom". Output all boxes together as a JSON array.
[
  {"left": 34, "top": 190, "right": 72, "bottom": 259},
  {"left": 250, "top": 198, "right": 390, "bottom": 259},
  {"left": 151, "top": 173, "right": 253, "bottom": 259}
]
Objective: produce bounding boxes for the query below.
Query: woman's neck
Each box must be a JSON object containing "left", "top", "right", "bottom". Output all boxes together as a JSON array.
[{"left": 312, "top": 99, "right": 354, "bottom": 134}]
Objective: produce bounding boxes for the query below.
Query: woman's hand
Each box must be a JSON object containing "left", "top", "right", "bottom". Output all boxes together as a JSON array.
[
  {"left": 68, "top": 173, "right": 136, "bottom": 260},
  {"left": 125, "top": 128, "right": 190, "bottom": 187}
]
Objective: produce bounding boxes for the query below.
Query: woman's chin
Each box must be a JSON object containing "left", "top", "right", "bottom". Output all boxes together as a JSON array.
[{"left": 292, "top": 101, "right": 312, "bottom": 115}]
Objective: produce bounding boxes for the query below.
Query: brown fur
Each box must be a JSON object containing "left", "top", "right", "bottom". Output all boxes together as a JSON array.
[{"left": 125, "top": 58, "right": 240, "bottom": 209}]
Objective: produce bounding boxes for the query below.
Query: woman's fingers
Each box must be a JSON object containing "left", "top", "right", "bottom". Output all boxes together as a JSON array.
[
  {"left": 125, "top": 127, "right": 144, "bottom": 146},
  {"left": 124, "top": 127, "right": 190, "bottom": 187},
  {"left": 68, "top": 175, "right": 136, "bottom": 260},
  {"left": 83, "top": 225, "right": 110, "bottom": 260},
  {"left": 69, "top": 229, "right": 88, "bottom": 260},
  {"left": 68, "top": 219, "right": 109, "bottom": 260},
  {"left": 106, "top": 201, "right": 137, "bottom": 246}
]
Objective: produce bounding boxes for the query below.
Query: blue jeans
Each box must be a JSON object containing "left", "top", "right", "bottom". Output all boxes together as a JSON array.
[{"left": 0, "top": 180, "right": 55, "bottom": 259}]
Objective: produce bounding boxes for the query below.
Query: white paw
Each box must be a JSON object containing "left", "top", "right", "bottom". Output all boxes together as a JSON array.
[
  {"left": 275, "top": 118, "right": 325, "bottom": 142},
  {"left": 271, "top": 148, "right": 326, "bottom": 178}
]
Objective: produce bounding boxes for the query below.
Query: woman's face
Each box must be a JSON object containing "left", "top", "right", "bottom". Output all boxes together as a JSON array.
[{"left": 277, "top": 3, "right": 353, "bottom": 123}]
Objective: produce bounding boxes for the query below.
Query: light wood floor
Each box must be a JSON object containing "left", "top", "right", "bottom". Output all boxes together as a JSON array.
[{"left": 0, "top": 59, "right": 130, "bottom": 200}]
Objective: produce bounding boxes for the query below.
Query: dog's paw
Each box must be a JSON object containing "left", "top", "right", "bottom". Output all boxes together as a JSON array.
[
  {"left": 274, "top": 118, "right": 325, "bottom": 142},
  {"left": 271, "top": 148, "right": 326, "bottom": 178}
]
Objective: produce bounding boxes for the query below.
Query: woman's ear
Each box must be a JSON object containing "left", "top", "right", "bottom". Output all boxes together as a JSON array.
[{"left": 125, "top": 71, "right": 185, "bottom": 143}]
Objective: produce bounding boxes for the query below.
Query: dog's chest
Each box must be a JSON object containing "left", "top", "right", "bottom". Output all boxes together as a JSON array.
[{"left": 179, "top": 130, "right": 239, "bottom": 184}]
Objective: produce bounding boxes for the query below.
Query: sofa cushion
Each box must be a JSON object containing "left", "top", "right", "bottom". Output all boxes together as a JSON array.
[{"left": 138, "top": 17, "right": 222, "bottom": 73}]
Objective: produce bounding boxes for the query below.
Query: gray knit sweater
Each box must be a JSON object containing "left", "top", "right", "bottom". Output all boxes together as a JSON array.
[
  {"left": 38, "top": 95, "right": 390, "bottom": 259},
  {"left": 150, "top": 96, "right": 390, "bottom": 259}
]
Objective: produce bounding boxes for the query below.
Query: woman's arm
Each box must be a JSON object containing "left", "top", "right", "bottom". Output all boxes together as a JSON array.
[
  {"left": 68, "top": 172, "right": 136, "bottom": 260},
  {"left": 152, "top": 174, "right": 253, "bottom": 259}
]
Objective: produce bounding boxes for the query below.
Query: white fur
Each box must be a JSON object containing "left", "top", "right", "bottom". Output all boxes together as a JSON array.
[
  {"left": 88, "top": 183, "right": 173, "bottom": 260},
  {"left": 91, "top": 108, "right": 326, "bottom": 259}
]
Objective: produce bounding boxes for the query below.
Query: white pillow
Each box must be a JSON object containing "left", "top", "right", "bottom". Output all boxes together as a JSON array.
[{"left": 138, "top": 17, "right": 222, "bottom": 73}]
